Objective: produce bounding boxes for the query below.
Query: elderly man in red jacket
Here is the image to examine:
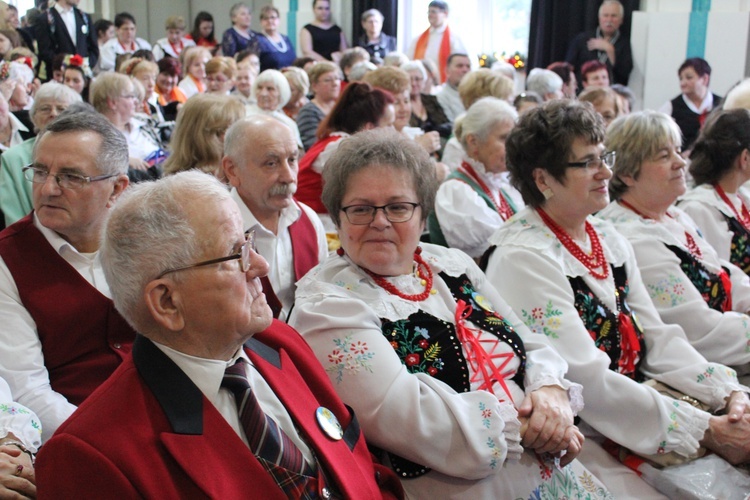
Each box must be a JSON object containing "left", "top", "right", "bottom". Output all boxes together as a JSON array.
[{"left": 35, "top": 170, "right": 402, "bottom": 499}]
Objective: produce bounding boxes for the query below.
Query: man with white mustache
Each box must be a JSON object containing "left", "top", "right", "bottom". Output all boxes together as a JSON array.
[{"left": 223, "top": 115, "right": 327, "bottom": 321}]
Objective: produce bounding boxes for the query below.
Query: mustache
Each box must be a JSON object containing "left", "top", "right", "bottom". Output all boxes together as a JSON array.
[{"left": 269, "top": 182, "right": 297, "bottom": 196}]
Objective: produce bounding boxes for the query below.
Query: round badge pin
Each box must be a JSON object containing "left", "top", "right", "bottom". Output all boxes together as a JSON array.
[{"left": 316, "top": 407, "right": 343, "bottom": 440}]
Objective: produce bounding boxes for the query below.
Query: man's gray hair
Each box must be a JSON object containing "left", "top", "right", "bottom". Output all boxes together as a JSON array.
[
  {"left": 101, "top": 170, "right": 232, "bottom": 335},
  {"left": 526, "top": 68, "right": 563, "bottom": 97},
  {"left": 224, "top": 115, "right": 282, "bottom": 162},
  {"left": 33, "top": 106, "right": 129, "bottom": 176},
  {"left": 600, "top": 0, "right": 624, "bottom": 17},
  {"left": 456, "top": 97, "right": 517, "bottom": 150}
]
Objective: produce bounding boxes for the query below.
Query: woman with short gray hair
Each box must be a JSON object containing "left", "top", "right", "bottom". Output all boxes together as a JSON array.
[
  {"left": 429, "top": 97, "right": 520, "bottom": 257},
  {"left": 245, "top": 69, "right": 302, "bottom": 148}
]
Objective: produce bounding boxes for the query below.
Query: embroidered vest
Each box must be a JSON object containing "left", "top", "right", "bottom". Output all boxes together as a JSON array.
[
  {"left": 721, "top": 214, "right": 750, "bottom": 275},
  {"left": 296, "top": 135, "right": 342, "bottom": 214},
  {"left": 665, "top": 244, "right": 731, "bottom": 312},
  {"left": 568, "top": 266, "right": 646, "bottom": 381},
  {"left": 377, "top": 272, "right": 526, "bottom": 478},
  {"left": 0, "top": 214, "right": 135, "bottom": 405}
]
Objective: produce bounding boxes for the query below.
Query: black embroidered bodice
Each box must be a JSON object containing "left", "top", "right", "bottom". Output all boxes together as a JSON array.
[
  {"left": 666, "top": 244, "right": 730, "bottom": 313},
  {"left": 377, "top": 272, "right": 526, "bottom": 478},
  {"left": 568, "top": 265, "right": 646, "bottom": 381},
  {"left": 722, "top": 214, "right": 750, "bottom": 276}
]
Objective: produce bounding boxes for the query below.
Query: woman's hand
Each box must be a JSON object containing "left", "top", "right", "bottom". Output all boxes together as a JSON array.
[
  {"left": 414, "top": 131, "right": 440, "bottom": 154},
  {"left": 725, "top": 391, "right": 750, "bottom": 422},
  {"left": 128, "top": 157, "right": 148, "bottom": 171},
  {"left": 0, "top": 446, "right": 36, "bottom": 499},
  {"left": 517, "top": 386, "right": 577, "bottom": 456},
  {"left": 703, "top": 414, "right": 750, "bottom": 465}
]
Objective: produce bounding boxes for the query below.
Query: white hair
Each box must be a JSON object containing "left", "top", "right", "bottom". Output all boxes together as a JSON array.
[
  {"left": 101, "top": 170, "right": 231, "bottom": 335},
  {"left": 456, "top": 97, "right": 517, "bottom": 149},
  {"left": 402, "top": 60, "right": 427, "bottom": 82},
  {"left": 526, "top": 68, "right": 563, "bottom": 96},
  {"left": 491, "top": 60, "right": 516, "bottom": 81},
  {"left": 254, "top": 69, "right": 292, "bottom": 110}
]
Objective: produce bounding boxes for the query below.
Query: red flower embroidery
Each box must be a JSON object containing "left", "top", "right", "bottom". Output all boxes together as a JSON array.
[
  {"left": 328, "top": 350, "right": 343, "bottom": 364},
  {"left": 405, "top": 353, "right": 420, "bottom": 366},
  {"left": 482, "top": 409, "right": 492, "bottom": 419},
  {"left": 390, "top": 341, "right": 399, "bottom": 349},
  {"left": 350, "top": 341, "right": 368, "bottom": 354},
  {"left": 418, "top": 339, "right": 429, "bottom": 349},
  {"left": 427, "top": 367, "right": 438, "bottom": 376}
]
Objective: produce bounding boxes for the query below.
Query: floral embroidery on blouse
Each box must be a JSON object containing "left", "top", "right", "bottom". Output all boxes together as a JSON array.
[
  {"left": 479, "top": 402, "right": 492, "bottom": 429},
  {"left": 521, "top": 301, "right": 563, "bottom": 339},
  {"left": 0, "top": 403, "right": 42, "bottom": 440},
  {"left": 325, "top": 335, "right": 375, "bottom": 383},
  {"left": 486, "top": 437, "right": 501, "bottom": 469},
  {"left": 646, "top": 274, "right": 687, "bottom": 307},
  {"left": 334, "top": 279, "right": 360, "bottom": 292},
  {"left": 696, "top": 366, "right": 715, "bottom": 384},
  {"left": 529, "top": 458, "right": 615, "bottom": 500}
]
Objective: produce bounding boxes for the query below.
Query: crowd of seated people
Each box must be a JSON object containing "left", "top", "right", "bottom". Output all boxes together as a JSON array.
[{"left": 2, "top": 0, "right": 750, "bottom": 497}]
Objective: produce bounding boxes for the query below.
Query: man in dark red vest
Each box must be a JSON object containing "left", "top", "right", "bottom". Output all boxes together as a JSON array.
[
  {"left": 36, "top": 170, "right": 403, "bottom": 499},
  {"left": 0, "top": 109, "right": 134, "bottom": 442},
  {"left": 223, "top": 115, "right": 328, "bottom": 321}
]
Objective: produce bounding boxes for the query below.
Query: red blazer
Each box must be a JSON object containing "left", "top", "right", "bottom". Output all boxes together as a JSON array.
[{"left": 35, "top": 322, "right": 402, "bottom": 499}]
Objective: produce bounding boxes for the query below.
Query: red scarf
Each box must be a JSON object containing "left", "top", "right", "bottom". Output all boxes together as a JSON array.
[{"left": 414, "top": 25, "right": 452, "bottom": 83}]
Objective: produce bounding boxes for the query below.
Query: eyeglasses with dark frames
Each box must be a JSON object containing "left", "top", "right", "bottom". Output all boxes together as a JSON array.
[
  {"left": 155, "top": 230, "right": 257, "bottom": 279},
  {"left": 566, "top": 151, "right": 616, "bottom": 170},
  {"left": 340, "top": 202, "right": 420, "bottom": 225},
  {"left": 23, "top": 165, "right": 117, "bottom": 190}
]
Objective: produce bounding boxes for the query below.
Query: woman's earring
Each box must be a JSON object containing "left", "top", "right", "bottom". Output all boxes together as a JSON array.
[{"left": 542, "top": 188, "right": 554, "bottom": 200}]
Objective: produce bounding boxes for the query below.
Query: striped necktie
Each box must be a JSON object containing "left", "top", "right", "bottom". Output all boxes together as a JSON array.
[{"left": 221, "top": 359, "right": 310, "bottom": 475}]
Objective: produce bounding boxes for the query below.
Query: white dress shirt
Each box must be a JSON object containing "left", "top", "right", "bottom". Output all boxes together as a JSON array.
[
  {"left": 54, "top": 3, "right": 77, "bottom": 48},
  {"left": 231, "top": 189, "right": 328, "bottom": 321},
  {"left": 407, "top": 24, "right": 467, "bottom": 76},
  {"left": 0, "top": 214, "right": 111, "bottom": 441},
  {"left": 99, "top": 37, "right": 152, "bottom": 72},
  {"left": 436, "top": 83, "right": 465, "bottom": 122}
]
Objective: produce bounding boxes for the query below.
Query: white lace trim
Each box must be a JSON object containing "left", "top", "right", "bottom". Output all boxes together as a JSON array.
[
  {"left": 460, "top": 155, "right": 506, "bottom": 192},
  {"left": 489, "top": 207, "right": 631, "bottom": 278},
  {"left": 679, "top": 184, "right": 750, "bottom": 221},
  {"left": 497, "top": 401, "right": 523, "bottom": 461}
]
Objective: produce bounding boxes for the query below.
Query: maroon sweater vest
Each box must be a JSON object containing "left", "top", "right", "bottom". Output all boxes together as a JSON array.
[
  {"left": 260, "top": 204, "right": 320, "bottom": 318},
  {"left": 0, "top": 214, "right": 136, "bottom": 405}
]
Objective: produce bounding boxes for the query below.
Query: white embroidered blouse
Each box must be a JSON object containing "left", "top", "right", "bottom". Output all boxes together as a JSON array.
[{"left": 485, "top": 207, "right": 746, "bottom": 459}]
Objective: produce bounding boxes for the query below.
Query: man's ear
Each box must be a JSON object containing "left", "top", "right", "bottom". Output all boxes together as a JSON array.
[{"left": 144, "top": 279, "right": 185, "bottom": 332}]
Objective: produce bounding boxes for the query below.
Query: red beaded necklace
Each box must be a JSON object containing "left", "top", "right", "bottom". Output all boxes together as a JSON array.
[
  {"left": 618, "top": 199, "right": 703, "bottom": 259},
  {"left": 714, "top": 183, "right": 750, "bottom": 232},
  {"left": 459, "top": 161, "right": 515, "bottom": 221},
  {"left": 537, "top": 207, "right": 609, "bottom": 280},
  {"left": 364, "top": 248, "right": 436, "bottom": 302}
]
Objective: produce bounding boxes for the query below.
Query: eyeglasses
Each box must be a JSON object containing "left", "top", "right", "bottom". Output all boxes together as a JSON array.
[
  {"left": 155, "top": 230, "right": 256, "bottom": 279},
  {"left": 567, "top": 151, "right": 616, "bottom": 170},
  {"left": 341, "top": 202, "right": 420, "bottom": 225},
  {"left": 318, "top": 77, "right": 340, "bottom": 84},
  {"left": 23, "top": 165, "right": 117, "bottom": 189},
  {"left": 119, "top": 94, "right": 139, "bottom": 100}
]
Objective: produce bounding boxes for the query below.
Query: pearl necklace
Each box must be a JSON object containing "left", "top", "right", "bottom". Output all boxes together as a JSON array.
[
  {"left": 537, "top": 207, "right": 609, "bottom": 280},
  {"left": 364, "top": 249, "right": 436, "bottom": 302},
  {"left": 618, "top": 199, "right": 703, "bottom": 260},
  {"left": 459, "top": 161, "right": 515, "bottom": 221},
  {"left": 714, "top": 183, "right": 750, "bottom": 232}
]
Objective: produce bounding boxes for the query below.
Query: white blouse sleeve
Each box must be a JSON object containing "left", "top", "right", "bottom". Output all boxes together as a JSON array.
[
  {"left": 484, "top": 245, "right": 714, "bottom": 458},
  {"left": 289, "top": 291, "right": 522, "bottom": 479},
  {"left": 434, "top": 180, "right": 504, "bottom": 258},
  {"left": 627, "top": 234, "right": 750, "bottom": 368},
  {"left": 678, "top": 199, "right": 734, "bottom": 262},
  {"left": 0, "top": 377, "right": 41, "bottom": 453}
]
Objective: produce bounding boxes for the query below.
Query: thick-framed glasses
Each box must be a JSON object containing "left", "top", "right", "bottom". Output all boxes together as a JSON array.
[
  {"left": 155, "top": 230, "right": 256, "bottom": 279},
  {"left": 340, "top": 202, "right": 420, "bottom": 225},
  {"left": 23, "top": 165, "right": 117, "bottom": 189},
  {"left": 566, "top": 151, "right": 616, "bottom": 170}
]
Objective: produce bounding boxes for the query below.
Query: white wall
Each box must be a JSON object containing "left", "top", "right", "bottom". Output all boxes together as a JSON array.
[{"left": 633, "top": 0, "right": 750, "bottom": 111}]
